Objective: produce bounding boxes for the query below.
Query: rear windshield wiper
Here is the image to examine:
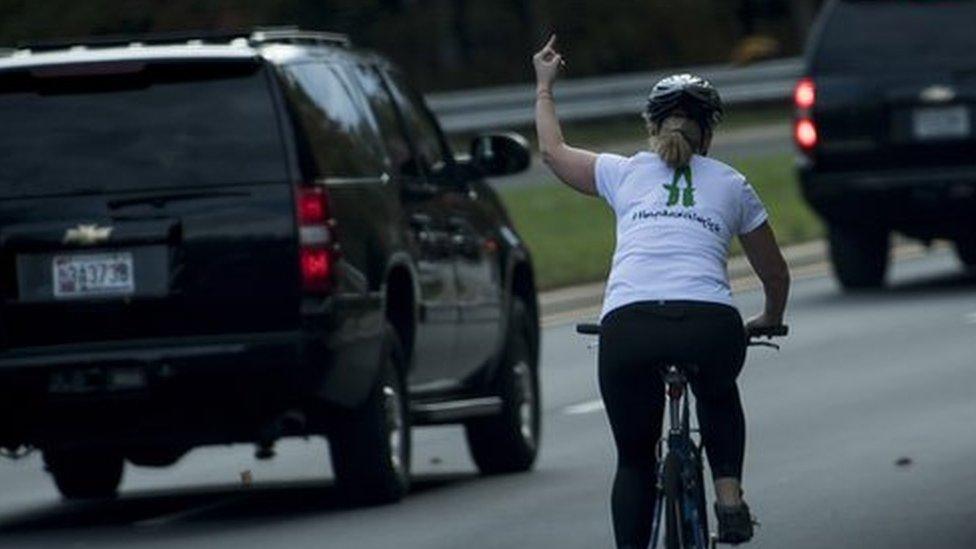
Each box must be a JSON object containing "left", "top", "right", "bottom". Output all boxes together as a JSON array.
[{"left": 108, "top": 190, "right": 251, "bottom": 210}]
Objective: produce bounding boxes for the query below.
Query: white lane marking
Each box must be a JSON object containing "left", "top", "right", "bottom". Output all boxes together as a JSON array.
[
  {"left": 134, "top": 496, "right": 241, "bottom": 528},
  {"left": 965, "top": 313, "right": 976, "bottom": 325},
  {"left": 564, "top": 399, "right": 605, "bottom": 415}
]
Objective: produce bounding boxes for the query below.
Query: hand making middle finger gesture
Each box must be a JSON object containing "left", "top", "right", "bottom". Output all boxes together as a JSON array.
[{"left": 533, "top": 34, "right": 565, "bottom": 90}]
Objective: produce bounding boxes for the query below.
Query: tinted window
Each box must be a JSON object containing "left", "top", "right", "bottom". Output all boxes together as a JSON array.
[
  {"left": 0, "top": 63, "right": 288, "bottom": 198},
  {"left": 383, "top": 71, "right": 452, "bottom": 177},
  {"left": 815, "top": 0, "right": 976, "bottom": 73},
  {"left": 349, "top": 64, "right": 417, "bottom": 176},
  {"left": 282, "top": 63, "right": 385, "bottom": 178}
]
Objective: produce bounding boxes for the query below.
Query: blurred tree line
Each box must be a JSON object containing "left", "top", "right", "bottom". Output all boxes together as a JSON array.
[{"left": 0, "top": 0, "right": 822, "bottom": 91}]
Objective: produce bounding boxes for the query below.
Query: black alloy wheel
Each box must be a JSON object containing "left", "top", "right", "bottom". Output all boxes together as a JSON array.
[
  {"left": 330, "top": 324, "right": 411, "bottom": 505},
  {"left": 465, "top": 296, "right": 540, "bottom": 474}
]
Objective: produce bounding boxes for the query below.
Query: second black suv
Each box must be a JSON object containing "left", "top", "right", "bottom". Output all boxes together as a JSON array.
[
  {"left": 796, "top": 0, "right": 976, "bottom": 288},
  {"left": 0, "top": 28, "right": 540, "bottom": 504}
]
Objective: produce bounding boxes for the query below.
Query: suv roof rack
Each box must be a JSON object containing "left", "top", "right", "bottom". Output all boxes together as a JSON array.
[
  {"left": 250, "top": 27, "right": 351, "bottom": 48},
  {"left": 13, "top": 26, "right": 350, "bottom": 53}
]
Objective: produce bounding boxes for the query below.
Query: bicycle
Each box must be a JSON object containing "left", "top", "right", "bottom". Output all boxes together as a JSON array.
[{"left": 576, "top": 322, "right": 788, "bottom": 549}]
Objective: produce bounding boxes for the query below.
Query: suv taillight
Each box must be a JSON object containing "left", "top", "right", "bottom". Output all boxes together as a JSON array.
[
  {"left": 794, "top": 78, "right": 815, "bottom": 110},
  {"left": 795, "top": 118, "right": 818, "bottom": 151},
  {"left": 793, "top": 77, "right": 818, "bottom": 153},
  {"left": 296, "top": 186, "right": 338, "bottom": 293}
]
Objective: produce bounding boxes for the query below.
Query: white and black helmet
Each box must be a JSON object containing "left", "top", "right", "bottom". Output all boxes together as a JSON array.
[{"left": 644, "top": 73, "right": 724, "bottom": 132}]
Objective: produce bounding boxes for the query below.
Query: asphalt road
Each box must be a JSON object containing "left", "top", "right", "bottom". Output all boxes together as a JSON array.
[{"left": 2, "top": 249, "right": 976, "bottom": 548}]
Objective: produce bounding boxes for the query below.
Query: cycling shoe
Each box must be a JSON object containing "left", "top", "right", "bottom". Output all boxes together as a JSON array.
[{"left": 714, "top": 501, "right": 754, "bottom": 544}]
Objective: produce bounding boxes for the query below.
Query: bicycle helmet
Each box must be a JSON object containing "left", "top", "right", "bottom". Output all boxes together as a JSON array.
[{"left": 644, "top": 74, "right": 724, "bottom": 133}]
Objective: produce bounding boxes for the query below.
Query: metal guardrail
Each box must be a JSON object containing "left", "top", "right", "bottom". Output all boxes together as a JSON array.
[{"left": 426, "top": 56, "right": 804, "bottom": 133}]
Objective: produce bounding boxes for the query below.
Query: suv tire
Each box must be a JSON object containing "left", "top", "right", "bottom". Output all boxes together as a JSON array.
[
  {"left": 44, "top": 448, "right": 124, "bottom": 500},
  {"left": 465, "top": 297, "right": 540, "bottom": 474},
  {"left": 330, "top": 324, "right": 410, "bottom": 505},
  {"left": 828, "top": 225, "right": 890, "bottom": 290},
  {"left": 954, "top": 238, "right": 976, "bottom": 268}
]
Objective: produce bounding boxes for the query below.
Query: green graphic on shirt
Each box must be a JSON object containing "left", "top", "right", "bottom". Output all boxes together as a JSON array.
[{"left": 664, "top": 166, "right": 695, "bottom": 207}]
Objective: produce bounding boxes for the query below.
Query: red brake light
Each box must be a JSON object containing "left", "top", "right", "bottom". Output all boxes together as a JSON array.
[
  {"left": 794, "top": 78, "right": 816, "bottom": 111},
  {"left": 296, "top": 185, "right": 338, "bottom": 293},
  {"left": 795, "top": 118, "right": 818, "bottom": 151},
  {"left": 300, "top": 248, "right": 332, "bottom": 291},
  {"left": 297, "top": 187, "right": 328, "bottom": 225}
]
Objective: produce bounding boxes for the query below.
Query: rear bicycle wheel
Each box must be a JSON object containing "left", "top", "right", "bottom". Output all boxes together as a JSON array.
[
  {"left": 663, "top": 453, "right": 685, "bottom": 549},
  {"left": 664, "top": 451, "right": 710, "bottom": 549},
  {"left": 689, "top": 446, "right": 710, "bottom": 547}
]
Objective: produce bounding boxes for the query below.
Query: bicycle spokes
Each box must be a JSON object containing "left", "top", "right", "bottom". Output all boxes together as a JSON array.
[{"left": 650, "top": 487, "right": 665, "bottom": 548}]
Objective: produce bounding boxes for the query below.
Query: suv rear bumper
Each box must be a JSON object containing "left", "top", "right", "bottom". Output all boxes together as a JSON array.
[
  {"left": 800, "top": 164, "right": 976, "bottom": 238},
  {"left": 0, "top": 328, "right": 382, "bottom": 450}
]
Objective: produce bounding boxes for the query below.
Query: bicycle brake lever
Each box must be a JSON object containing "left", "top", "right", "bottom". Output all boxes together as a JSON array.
[{"left": 751, "top": 341, "right": 780, "bottom": 350}]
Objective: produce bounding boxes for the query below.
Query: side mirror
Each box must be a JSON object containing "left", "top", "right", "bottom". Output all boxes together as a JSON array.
[{"left": 470, "top": 133, "right": 531, "bottom": 177}]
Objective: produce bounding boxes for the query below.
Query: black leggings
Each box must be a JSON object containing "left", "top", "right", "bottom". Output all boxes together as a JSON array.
[{"left": 598, "top": 301, "right": 747, "bottom": 549}]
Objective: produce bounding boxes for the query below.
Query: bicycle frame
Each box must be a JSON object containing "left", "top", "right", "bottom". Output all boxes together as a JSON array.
[
  {"left": 648, "top": 364, "right": 710, "bottom": 549},
  {"left": 575, "top": 321, "right": 787, "bottom": 549}
]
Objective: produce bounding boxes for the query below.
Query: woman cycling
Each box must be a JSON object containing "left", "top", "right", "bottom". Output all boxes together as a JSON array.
[{"left": 532, "top": 36, "right": 790, "bottom": 547}]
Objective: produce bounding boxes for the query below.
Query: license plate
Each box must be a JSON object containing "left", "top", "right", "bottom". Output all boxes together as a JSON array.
[
  {"left": 913, "top": 106, "right": 971, "bottom": 140},
  {"left": 49, "top": 367, "right": 147, "bottom": 394},
  {"left": 53, "top": 252, "right": 135, "bottom": 299}
]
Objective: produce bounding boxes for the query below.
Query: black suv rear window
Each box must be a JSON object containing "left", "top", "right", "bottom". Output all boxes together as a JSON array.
[
  {"left": 280, "top": 62, "right": 387, "bottom": 179},
  {"left": 0, "top": 61, "right": 288, "bottom": 198},
  {"left": 814, "top": 0, "right": 976, "bottom": 74}
]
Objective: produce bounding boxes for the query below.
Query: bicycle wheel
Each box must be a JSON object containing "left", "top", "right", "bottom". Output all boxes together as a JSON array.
[
  {"left": 663, "top": 453, "right": 685, "bottom": 549},
  {"left": 664, "top": 451, "right": 710, "bottom": 549},
  {"left": 689, "top": 446, "right": 710, "bottom": 546}
]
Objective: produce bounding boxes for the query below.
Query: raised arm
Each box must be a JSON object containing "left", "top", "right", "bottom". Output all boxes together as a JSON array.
[
  {"left": 739, "top": 222, "right": 790, "bottom": 328},
  {"left": 533, "top": 36, "right": 598, "bottom": 196}
]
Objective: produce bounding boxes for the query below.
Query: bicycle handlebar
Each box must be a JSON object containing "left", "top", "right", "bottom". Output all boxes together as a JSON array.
[
  {"left": 747, "top": 325, "right": 789, "bottom": 338},
  {"left": 576, "top": 323, "right": 601, "bottom": 336},
  {"left": 575, "top": 322, "right": 789, "bottom": 340}
]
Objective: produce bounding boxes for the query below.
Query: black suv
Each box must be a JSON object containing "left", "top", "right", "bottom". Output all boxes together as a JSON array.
[
  {"left": 796, "top": 0, "right": 976, "bottom": 288},
  {"left": 0, "top": 28, "right": 540, "bottom": 504}
]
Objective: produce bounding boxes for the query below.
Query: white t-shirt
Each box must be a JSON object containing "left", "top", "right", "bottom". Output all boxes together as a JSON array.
[{"left": 595, "top": 151, "right": 768, "bottom": 320}]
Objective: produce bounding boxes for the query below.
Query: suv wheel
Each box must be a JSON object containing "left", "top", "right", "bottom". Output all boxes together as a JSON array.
[
  {"left": 330, "top": 324, "right": 410, "bottom": 505},
  {"left": 954, "top": 238, "right": 976, "bottom": 268},
  {"left": 44, "top": 448, "right": 124, "bottom": 500},
  {"left": 828, "top": 225, "right": 890, "bottom": 290},
  {"left": 465, "top": 297, "right": 540, "bottom": 474}
]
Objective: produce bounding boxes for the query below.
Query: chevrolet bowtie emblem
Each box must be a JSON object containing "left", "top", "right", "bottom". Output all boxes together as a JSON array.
[
  {"left": 63, "top": 224, "right": 113, "bottom": 246},
  {"left": 920, "top": 85, "right": 956, "bottom": 104}
]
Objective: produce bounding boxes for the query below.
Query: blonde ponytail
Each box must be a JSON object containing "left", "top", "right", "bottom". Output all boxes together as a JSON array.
[{"left": 648, "top": 115, "right": 704, "bottom": 169}]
